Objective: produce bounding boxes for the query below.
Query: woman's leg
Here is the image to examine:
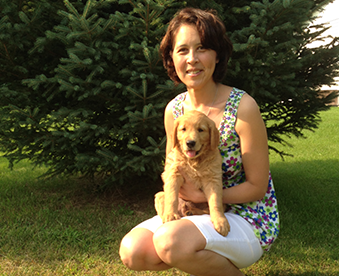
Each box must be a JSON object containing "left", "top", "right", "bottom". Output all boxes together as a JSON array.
[
  {"left": 153, "top": 219, "right": 245, "bottom": 276},
  {"left": 119, "top": 228, "right": 171, "bottom": 271}
]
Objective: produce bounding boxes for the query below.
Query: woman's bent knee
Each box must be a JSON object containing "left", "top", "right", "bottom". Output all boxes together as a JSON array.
[
  {"left": 153, "top": 225, "right": 176, "bottom": 263},
  {"left": 119, "top": 228, "right": 168, "bottom": 271},
  {"left": 153, "top": 220, "right": 206, "bottom": 266},
  {"left": 119, "top": 229, "right": 150, "bottom": 270},
  {"left": 119, "top": 233, "right": 138, "bottom": 270}
]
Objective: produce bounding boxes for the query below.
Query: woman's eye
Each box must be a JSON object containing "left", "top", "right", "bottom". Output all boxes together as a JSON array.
[
  {"left": 178, "top": 48, "right": 188, "bottom": 54},
  {"left": 177, "top": 47, "right": 186, "bottom": 52}
]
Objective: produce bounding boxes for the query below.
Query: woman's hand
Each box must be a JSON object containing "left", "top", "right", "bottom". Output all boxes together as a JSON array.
[{"left": 178, "top": 166, "right": 207, "bottom": 203}]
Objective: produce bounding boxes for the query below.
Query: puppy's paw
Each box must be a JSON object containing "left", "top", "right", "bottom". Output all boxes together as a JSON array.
[
  {"left": 212, "top": 216, "right": 230, "bottom": 237},
  {"left": 162, "top": 212, "right": 181, "bottom": 224}
]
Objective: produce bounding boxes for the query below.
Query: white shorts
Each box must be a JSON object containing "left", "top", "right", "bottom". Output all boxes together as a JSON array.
[{"left": 133, "top": 213, "right": 263, "bottom": 269}]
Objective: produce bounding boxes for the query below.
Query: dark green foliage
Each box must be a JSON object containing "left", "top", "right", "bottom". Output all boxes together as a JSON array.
[
  {"left": 0, "top": 0, "right": 338, "bottom": 187},
  {"left": 218, "top": 0, "right": 339, "bottom": 153}
]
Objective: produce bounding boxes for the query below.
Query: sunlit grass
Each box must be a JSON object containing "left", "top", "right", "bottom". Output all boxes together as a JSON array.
[{"left": 0, "top": 107, "right": 338, "bottom": 275}]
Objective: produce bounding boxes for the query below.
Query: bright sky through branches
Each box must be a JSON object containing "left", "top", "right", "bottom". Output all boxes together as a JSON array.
[{"left": 310, "top": 1, "right": 339, "bottom": 89}]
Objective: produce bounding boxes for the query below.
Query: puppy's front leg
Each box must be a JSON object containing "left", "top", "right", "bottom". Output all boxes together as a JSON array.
[
  {"left": 162, "top": 173, "right": 183, "bottom": 223},
  {"left": 154, "top": 191, "right": 165, "bottom": 217},
  {"left": 204, "top": 184, "right": 230, "bottom": 237}
]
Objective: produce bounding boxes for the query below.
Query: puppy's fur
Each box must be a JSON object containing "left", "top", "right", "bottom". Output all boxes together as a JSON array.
[{"left": 155, "top": 110, "right": 230, "bottom": 236}]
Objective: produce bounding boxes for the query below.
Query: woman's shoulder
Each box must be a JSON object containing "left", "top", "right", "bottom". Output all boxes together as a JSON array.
[
  {"left": 164, "top": 92, "right": 185, "bottom": 129},
  {"left": 166, "top": 92, "right": 187, "bottom": 118},
  {"left": 237, "top": 91, "right": 260, "bottom": 117},
  {"left": 235, "top": 91, "right": 265, "bottom": 136},
  {"left": 164, "top": 99, "right": 174, "bottom": 122}
]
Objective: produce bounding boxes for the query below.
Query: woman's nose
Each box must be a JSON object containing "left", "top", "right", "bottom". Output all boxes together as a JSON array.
[{"left": 187, "top": 50, "right": 198, "bottom": 64}]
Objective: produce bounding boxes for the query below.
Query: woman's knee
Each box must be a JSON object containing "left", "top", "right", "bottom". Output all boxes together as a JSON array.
[
  {"left": 119, "top": 233, "right": 137, "bottom": 269},
  {"left": 153, "top": 220, "right": 206, "bottom": 266},
  {"left": 153, "top": 224, "right": 177, "bottom": 263},
  {"left": 119, "top": 229, "right": 152, "bottom": 271}
]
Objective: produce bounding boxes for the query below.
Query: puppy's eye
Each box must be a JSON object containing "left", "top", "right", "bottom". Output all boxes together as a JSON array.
[
  {"left": 198, "top": 128, "right": 203, "bottom": 132},
  {"left": 181, "top": 127, "right": 186, "bottom": 132}
]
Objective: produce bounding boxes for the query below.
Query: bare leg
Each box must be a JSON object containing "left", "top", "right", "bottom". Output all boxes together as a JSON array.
[
  {"left": 153, "top": 220, "right": 245, "bottom": 276},
  {"left": 119, "top": 228, "right": 171, "bottom": 271}
]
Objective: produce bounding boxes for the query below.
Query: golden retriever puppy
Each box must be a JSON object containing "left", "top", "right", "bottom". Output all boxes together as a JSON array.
[{"left": 156, "top": 110, "right": 230, "bottom": 236}]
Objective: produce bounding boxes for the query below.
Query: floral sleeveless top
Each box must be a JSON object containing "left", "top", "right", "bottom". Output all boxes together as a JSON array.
[{"left": 172, "top": 87, "right": 280, "bottom": 251}]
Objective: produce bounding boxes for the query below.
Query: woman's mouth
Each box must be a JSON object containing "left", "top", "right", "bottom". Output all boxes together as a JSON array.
[{"left": 187, "top": 69, "right": 202, "bottom": 76}]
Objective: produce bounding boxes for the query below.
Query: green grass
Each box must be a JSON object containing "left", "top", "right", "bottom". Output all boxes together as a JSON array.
[{"left": 0, "top": 107, "right": 338, "bottom": 275}]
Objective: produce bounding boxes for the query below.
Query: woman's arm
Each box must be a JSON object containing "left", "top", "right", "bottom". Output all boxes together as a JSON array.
[
  {"left": 164, "top": 100, "right": 175, "bottom": 157},
  {"left": 222, "top": 94, "right": 269, "bottom": 204}
]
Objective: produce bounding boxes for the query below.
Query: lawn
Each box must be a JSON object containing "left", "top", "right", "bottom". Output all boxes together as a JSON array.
[{"left": 0, "top": 107, "right": 338, "bottom": 275}]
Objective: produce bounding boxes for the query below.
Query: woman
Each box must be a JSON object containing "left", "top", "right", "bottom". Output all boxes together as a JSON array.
[{"left": 119, "top": 8, "right": 279, "bottom": 276}]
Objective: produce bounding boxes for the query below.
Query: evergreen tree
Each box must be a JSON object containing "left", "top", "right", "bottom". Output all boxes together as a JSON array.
[
  {"left": 0, "top": 0, "right": 338, "bottom": 187},
  {"left": 216, "top": 0, "right": 339, "bottom": 154},
  {"left": 0, "top": 0, "right": 184, "bottom": 185}
]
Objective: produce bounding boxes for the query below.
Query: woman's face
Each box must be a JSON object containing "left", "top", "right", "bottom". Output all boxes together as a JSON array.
[{"left": 171, "top": 24, "right": 218, "bottom": 90}]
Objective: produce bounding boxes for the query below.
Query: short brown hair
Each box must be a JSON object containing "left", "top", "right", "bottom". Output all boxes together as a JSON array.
[{"left": 160, "top": 8, "right": 233, "bottom": 84}]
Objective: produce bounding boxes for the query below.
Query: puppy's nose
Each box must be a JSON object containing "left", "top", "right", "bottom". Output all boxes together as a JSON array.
[{"left": 186, "top": 140, "right": 196, "bottom": 149}]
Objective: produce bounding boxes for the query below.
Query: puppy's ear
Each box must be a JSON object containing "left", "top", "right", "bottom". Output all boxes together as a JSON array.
[
  {"left": 209, "top": 120, "right": 220, "bottom": 149},
  {"left": 171, "top": 119, "right": 180, "bottom": 149}
]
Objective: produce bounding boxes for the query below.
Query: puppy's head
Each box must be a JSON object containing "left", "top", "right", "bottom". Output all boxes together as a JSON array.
[{"left": 173, "top": 110, "right": 220, "bottom": 159}]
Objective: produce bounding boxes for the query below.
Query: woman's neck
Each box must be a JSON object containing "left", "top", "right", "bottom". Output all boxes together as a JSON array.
[{"left": 186, "top": 82, "right": 219, "bottom": 113}]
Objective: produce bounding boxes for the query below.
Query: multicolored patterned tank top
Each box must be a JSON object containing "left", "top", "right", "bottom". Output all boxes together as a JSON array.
[{"left": 172, "top": 87, "right": 280, "bottom": 251}]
